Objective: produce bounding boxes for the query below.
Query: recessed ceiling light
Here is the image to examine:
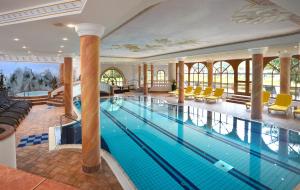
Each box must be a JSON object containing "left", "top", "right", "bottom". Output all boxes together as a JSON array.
[
  {"left": 58, "top": 50, "right": 63, "bottom": 53},
  {"left": 14, "top": 38, "right": 19, "bottom": 41},
  {"left": 66, "top": 24, "right": 75, "bottom": 28},
  {"left": 60, "top": 45, "right": 64, "bottom": 48},
  {"left": 22, "top": 46, "right": 27, "bottom": 49},
  {"left": 27, "top": 51, "right": 31, "bottom": 54},
  {"left": 62, "top": 37, "right": 68, "bottom": 41}
]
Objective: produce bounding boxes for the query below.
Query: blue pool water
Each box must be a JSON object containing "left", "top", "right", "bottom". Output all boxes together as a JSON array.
[
  {"left": 16, "top": 90, "right": 48, "bottom": 97},
  {"left": 70, "top": 96, "right": 300, "bottom": 190}
]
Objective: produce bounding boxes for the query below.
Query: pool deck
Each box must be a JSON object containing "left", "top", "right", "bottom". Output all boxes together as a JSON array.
[
  {"left": 119, "top": 92, "right": 300, "bottom": 132},
  {"left": 15, "top": 105, "right": 122, "bottom": 190}
]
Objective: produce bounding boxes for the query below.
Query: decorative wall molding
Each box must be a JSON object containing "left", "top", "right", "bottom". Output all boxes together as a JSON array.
[
  {"left": 0, "top": 0, "right": 87, "bottom": 26},
  {"left": 0, "top": 55, "right": 62, "bottom": 63}
]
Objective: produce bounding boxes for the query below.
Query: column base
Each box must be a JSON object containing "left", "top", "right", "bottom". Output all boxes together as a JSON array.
[
  {"left": 250, "top": 114, "right": 262, "bottom": 120},
  {"left": 82, "top": 164, "right": 100, "bottom": 173}
]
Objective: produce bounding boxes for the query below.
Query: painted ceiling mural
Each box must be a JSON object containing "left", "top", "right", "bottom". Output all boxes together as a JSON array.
[{"left": 101, "top": 0, "right": 300, "bottom": 58}]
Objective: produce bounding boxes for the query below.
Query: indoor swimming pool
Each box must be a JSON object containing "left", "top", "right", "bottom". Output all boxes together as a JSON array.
[{"left": 68, "top": 96, "right": 300, "bottom": 190}]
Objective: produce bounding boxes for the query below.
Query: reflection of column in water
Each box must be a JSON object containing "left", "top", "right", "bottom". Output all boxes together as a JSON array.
[
  {"left": 177, "top": 105, "right": 184, "bottom": 139},
  {"left": 278, "top": 128, "right": 288, "bottom": 161},
  {"left": 206, "top": 111, "right": 212, "bottom": 129},
  {"left": 143, "top": 96, "right": 147, "bottom": 118},
  {"left": 150, "top": 98, "right": 154, "bottom": 119},
  {"left": 244, "top": 121, "right": 249, "bottom": 143},
  {"left": 186, "top": 107, "right": 193, "bottom": 125},
  {"left": 168, "top": 104, "right": 175, "bottom": 117},
  {"left": 250, "top": 122, "right": 262, "bottom": 179}
]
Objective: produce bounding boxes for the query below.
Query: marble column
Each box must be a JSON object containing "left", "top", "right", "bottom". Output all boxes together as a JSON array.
[
  {"left": 168, "top": 63, "right": 176, "bottom": 82},
  {"left": 151, "top": 64, "right": 154, "bottom": 87},
  {"left": 249, "top": 48, "right": 267, "bottom": 120},
  {"left": 143, "top": 63, "right": 148, "bottom": 95},
  {"left": 59, "top": 63, "right": 64, "bottom": 85},
  {"left": 64, "top": 57, "right": 73, "bottom": 116},
  {"left": 138, "top": 65, "right": 141, "bottom": 88},
  {"left": 207, "top": 60, "right": 213, "bottom": 87},
  {"left": 76, "top": 23, "right": 105, "bottom": 173},
  {"left": 178, "top": 58, "right": 185, "bottom": 103},
  {"left": 280, "top": 52, "right": 291, "bottom": 94}
]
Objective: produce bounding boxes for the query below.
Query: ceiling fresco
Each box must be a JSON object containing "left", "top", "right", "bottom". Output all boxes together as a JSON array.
[{"left": 101, "top": 0, "right": 300, "bottom": 58}]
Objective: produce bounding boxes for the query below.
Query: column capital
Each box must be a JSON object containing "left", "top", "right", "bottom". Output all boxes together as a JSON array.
[
  {"left": 75, "top": 23, "right": 105, "bottom": 38},
  {"left": 248, "top": 47, "right": 268, "bottom": 55},
  {"left": 177, "top": 57, "right": 186, "bottom": 62},
  {"left": 279, "top": 50, "right": 291, "bottom": 58}
]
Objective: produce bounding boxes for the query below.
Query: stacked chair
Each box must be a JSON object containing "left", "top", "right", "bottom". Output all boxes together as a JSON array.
[{"left": 0, "top": 93, "right": 32, "bottom": 128}]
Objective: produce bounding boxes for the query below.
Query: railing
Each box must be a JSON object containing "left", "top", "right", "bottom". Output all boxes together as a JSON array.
[{"left": 60, "top": 114, "right": 80, "bottom": 127}]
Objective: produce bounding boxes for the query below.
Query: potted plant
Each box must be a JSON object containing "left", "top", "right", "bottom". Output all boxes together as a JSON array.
[{"left": 171, "top": 80, "right": 177, "bottom": 91}]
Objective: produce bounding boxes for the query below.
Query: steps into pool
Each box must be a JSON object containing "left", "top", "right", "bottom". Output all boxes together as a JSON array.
[
  {"left": 11, "top": 92, "right": 64, "bottom": 107},
  {"left": 226, "top": 94, "right": 251, "bottom": 105}
]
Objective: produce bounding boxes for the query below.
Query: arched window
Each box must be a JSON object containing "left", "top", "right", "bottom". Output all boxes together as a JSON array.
[
  {"left": 263, "top": 58, "right": 280, "bottom": 98},
  {"left": 147, "top": 70, "right": 152, "bottom": 84},
  {"left": 263, "top": 57, "right": 300, "bottom": 100},
  {"left": 213, "top": 61, "right": 234, "bottom": 93},
  {"left": 157, "top": 70, "right": 165, "bottom": 81},
  {"left": 291, "top": 57, "right": 300, "bottom": 100},
  {"left": 190, "top": 63, "right": 207, "bottom": 88},
  {"left": 100, "top": 68, "right": 124, "bottom": 86},
  {"left": 237, "top": 60, "right": 252, "bottom": 94}
]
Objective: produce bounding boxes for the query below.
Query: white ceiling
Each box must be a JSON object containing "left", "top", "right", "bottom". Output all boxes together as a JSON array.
[{"left": 0, "top": 0, "right": 299, "bottom": 63}]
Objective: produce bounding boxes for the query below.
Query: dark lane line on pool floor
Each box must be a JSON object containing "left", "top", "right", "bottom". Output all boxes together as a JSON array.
[
  {"left": 118, "top": 105, "right": 271, "bottom": 190},
  {"left": 101, "top": 108, "right": 200, "bottom": 190},
  {"left": 126, "top": 99, "right": 300, "bottom": 175}
]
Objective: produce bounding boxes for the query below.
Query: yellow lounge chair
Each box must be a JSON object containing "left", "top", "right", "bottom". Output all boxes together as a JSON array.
[
  {"left": 193, "top": 86, "right": 202, "bottom": 96},
  {"left": 294, "top": 108, "right": 300, "bottom": 118},
  {"left": 245, "top": 91, "right": 270, "bottom": 109},
  {"left": 268, "top": 94, "right": 292, "bottom": 114},
  {"left": 205, "top": 88, "right": 224, "bottom": 102},
  {"left": 194, "top": 87, "right": 212, "bottom": 101},
  {"left": 185, "top": 86, "right": 202, "bottom": 99}
]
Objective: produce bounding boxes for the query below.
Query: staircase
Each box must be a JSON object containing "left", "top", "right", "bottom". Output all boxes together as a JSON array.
[
  {"left": 12, "top": 95, "right": 49, "bottom": 105},
  {"left": 226, "top": 94, "right": 251, "bottom": 105},
  {"left": 47, "top": 91, "right": 64, "bottom": 107}
]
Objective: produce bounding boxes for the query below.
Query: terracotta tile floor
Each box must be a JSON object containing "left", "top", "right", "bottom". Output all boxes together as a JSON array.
[{"left": 16, "top": 105, "right": 122, "bottom": 190}]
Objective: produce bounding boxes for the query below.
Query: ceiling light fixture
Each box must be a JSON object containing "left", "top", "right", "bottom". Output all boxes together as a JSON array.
[
  {"left": 62, "top": 37, "right": 68, "bottom": 41},
  {"left": 58, "top": 50, "right": 63, "bottom": 53},
  {"left": 14, "top": 38, "right": 19, "bottom": 41},
  {"left": 60, "top": 45, "right": 64, "bottom": 48},
  {"left": 66, "top": 24, "right": 75, "bottom": 28},
  {"left": 22, "top": 46, "right": 27, "bottom": 49}
]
